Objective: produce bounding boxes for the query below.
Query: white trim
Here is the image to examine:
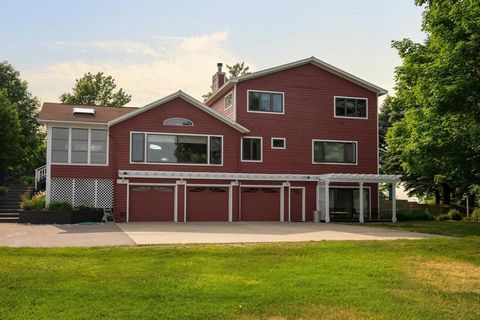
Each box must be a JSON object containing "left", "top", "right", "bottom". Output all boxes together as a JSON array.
[
  {"left": 183, "top": 184, "right": 187, "bottom": 222},
  {"left": 271, "top": 137, "right": 286, "bottom": 149},
  {"left": 241, "top": 136, "right": 263, "bottom": 162},
  {"left": 129, "top": 131, "right": 224, "bottom": 166},
  {"left": 289, "top": 186, "right": 306, "bottom": 222},
  {"left": 108, "top": 91, "right": 250, "bottom": 133},
  {"left": 51, "top": 126, "right": 109, "bottom": 166},
  {"left": 118, "top": 170, "right": 401, "bottom": 183},
  {"left": 126, "top": 182, "right": 130, "bottom": 222},
  {"left": 38, "top": 120, "right": 109, "bottom": 126},
  {"left": 174, "top": 185, "right": 178, "bottom": 222},
  {"left": 233, "top": 84, "right": 237, "bottom": 121},
  {"left": 246, "top": 89, "right": 285, "bottom": 115},
  {"left": 224, "top": 92, "right": 233, "bottom": 110},
  {"left": 333, "top": 96, "right": 369, "bottom": 120},
  {"left": 45, "top": 125, "right": 52, "bottom": 205},
  {"left": 311, "top": 139, "right": 358, "bottom": 166}
]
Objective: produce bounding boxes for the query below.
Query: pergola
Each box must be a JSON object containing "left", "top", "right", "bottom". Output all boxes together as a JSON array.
[
  {"left": 317, "top": 173, "right": 401, "bottom": 223},
  {"left": 118, "top": 170, "right": 401, "bottom": 223}
]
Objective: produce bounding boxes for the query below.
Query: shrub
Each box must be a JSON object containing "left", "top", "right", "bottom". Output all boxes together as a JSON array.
[
  {"left": 436, "top": 213, "right": 450, "bottom": 221},
  {"left": 20, "top": 191, "right": 46, "bottom": 210},
  {"left": 448, "top": 209, "right": 463, "bottom": 221},
  {"left": 0, "top": 186, "right": 8, "bottom": 195},
  {"left": 397, "top": 210, "right": 414, "bottom": 221},
  {"left": 465, "top": 208, "right": 480, "bottom": 222},
  {"left": 20, "top": 175, "right": 34, "bottom": 186},
  {"left": 412, "top": 210, "right": 432, "bottom": 220},
  {"left": 48, "top": 201, "right": 72, "bottom": 211}
]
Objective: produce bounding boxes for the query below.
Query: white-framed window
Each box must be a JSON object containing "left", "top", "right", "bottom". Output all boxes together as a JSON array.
[
  {"left": 312, "top": 140, "right": 357, "bottom": 165},
  {"left": 163, "top": 117, "right": 193, "bottom": 126},
  {"left": 51, "top": 127, "right": 108, "bottom": 165},
  {"left": 247, "top": 90, "right": 284, "bottom": 114},
  {"left": 271, "top": 137, "right": 286, "bottom": 149},
  {"left": 334, "top": 96, "right": 368, "bottom": 119},
  {"left": 224, "top": 92, "right": 232, "bottom": 109},
  {"left": 241, "top": 137, "right": 262, "bottom": 162},
  {"left": 130, "top": 132, "right": 223, "bottom": 166}
]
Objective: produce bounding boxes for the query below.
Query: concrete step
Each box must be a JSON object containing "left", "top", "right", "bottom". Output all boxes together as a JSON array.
[
  {"left": 0, "top": 217, "right": 19, "bottom": 223},
  {"left": 0, "top": 209, "right": 20, "bottom": 213},
  {"left": 0, "top": 212, "right": 19, "bottom": 217}
]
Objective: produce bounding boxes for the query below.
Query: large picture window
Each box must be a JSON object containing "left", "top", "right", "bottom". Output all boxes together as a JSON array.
[
  {"left": 131, "top": 132, "right": 223, "bottom": 165},
  {"left": 51, "top": 127, "right": 108, "bottom": 165},
  {"left": 242, "top": 137, "right": 262, "bottom": 161},
  {"left": 334, "top": 97, "right": 367, "bottom": 118},
  {"left": 248, "top": 91, "right": 284, "bottom": 113},
  {"left": 313, "top": 140, "right": 356, "bottom": 164}
]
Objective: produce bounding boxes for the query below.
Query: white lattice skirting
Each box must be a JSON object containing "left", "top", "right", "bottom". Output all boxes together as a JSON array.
[{"left": 50, "top": 178, "right": 113, "bottom": 208}]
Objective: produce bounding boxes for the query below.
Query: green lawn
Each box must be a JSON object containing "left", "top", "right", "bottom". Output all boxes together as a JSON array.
[
  {"left": 365, "top": 220, "right": 480, "bottom": 237},
  {"left": 1, "top": 224, "right": 479, "bottom": 320}
]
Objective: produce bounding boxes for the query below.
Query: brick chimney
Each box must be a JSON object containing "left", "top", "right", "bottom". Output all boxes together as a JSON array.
[{"left": 211, "top": 62, "right": 226, "bottom": 93}]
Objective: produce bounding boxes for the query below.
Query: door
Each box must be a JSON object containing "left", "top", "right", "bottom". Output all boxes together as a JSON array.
[
  {"left": 186, "top": 186, "right": 229, "bottom": 221},
  {"left": 241, "top": 187, "right": 281, "bottom": 221},
  {"left": 129, "top": 186, "right": 175, "bottom": 221},
  {"left": 290, "top": 188, "right": 304, "bottom": 221}
]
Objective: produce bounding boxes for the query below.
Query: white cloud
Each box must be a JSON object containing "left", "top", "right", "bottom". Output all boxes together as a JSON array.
[{"left": 23, "top": 31, "right": 253, "bottom": 106}]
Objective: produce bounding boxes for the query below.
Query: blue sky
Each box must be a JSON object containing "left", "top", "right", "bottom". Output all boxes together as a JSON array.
[{"left": 0, "top": 0, "right": 426, "bottom": 106}]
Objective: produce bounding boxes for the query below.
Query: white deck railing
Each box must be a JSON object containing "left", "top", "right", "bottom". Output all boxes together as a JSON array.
[{"left": 34, "top": 165, "right": 47, "bottom": 190}]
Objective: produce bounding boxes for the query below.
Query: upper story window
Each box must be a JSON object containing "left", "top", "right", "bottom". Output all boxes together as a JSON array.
[
  {"left": 312, "top": 140, "right": 357, "bottom": 165},
  {"left": 131, "top": 132, "right": 222, "bottom": 165},
  {"left": 51, "top": 127, "right": 108, "bottom": 165},
  {"left": 225, "top": 93, "right": 232, "bottom": 109},
  {"left": 248, "top": 90, "right": 284, "bottom": 114},
  {"left": 163, "top": 117, "right": 193, "bottom": 126},
  {"left": 242, "top": 137, "right": 262, "bottom": 162},
  {"left": 334, "top": 97, "right": 367, "bottom": 119}
]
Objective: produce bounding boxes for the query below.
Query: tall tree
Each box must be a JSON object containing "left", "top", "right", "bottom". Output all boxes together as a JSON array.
[
  {"left": 203, "top": 62, "right": 251, "bottom": 101},
  {"left": 382, "top": 0, "right": 480, "bottom": 205},
  {"left": 0, "top": 61, "right": 44, "bottom": 179},
  {"left": 0, "top": 91, "right": 21, "bottom": 184},
  {"left": 60, "top": 72, "right": 131, "bottom": 106},
  {"left": 226, "top": 62, "right": 250, "bottom": 78}
]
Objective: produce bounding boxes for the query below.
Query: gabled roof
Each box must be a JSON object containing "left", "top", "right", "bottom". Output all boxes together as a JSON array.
[
  {"left": 38, "top": 103, "right": 137, "bottom": 124},
  {"left": 206, "top": 56, "right": 388, "bottom": 105},
  {"left": 108, "top": 90, "right": 250, "bottom": 133}
]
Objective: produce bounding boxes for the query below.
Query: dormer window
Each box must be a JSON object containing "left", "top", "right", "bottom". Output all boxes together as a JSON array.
[{"left": 163, "top": 117, "right": 193, "bottom": 126}]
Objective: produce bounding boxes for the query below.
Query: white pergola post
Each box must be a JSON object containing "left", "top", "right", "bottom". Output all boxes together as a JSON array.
[
  {"left": 325, "top": 180, "right": 330, "bottom": 223},
  {"left": 392, "top": 182, "right": 397, "bottom": 223},
  {"left": 359, "top": 182, "right": 364, "bottom": 223}
]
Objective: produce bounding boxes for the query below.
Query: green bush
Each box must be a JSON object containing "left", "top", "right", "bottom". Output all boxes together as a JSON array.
[
  {"left": 397, "top": 210, "right": 432, "bottom": 221},
  {"left": 448, "top": 209, "right": 463, "bottom": 221},
  {"left": 21, "top": 191, "right": 46, "bottom": 210},
  {"left": 436, "top": 213, "right": 450, "bottom": 221},
  {"left": 465, "top": 208, "right": 480, "bottom": 222},
  {"left": 20, "top": 175, "right": 34, "bottom": 186},
  {"left": 0, "top": 186, "right": 8, "bottom": 195},
  {"left": 48, "top": 201, "right": 72, "bottom": 211}
]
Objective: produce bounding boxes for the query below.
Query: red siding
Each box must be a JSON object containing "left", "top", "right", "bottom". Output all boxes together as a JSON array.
[
  {"left": 235, "top": 63, "right": 378, "bottom": 175},
  {"left": 209, "top": 89, "right": 235, "bottom": 120}
]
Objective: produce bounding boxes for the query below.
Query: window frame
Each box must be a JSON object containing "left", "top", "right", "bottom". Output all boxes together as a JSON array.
[
  {"left": 50, "top": 126, "right": 109, "bottom": 166},
  {"left": 333, "top": 96, "right": 368, "bottom": 120},
  {"left": 129, "top": 131, "right": 224, "bottom": 166},
  {"left": 163, "top": 117, "right": 194, "bottom": 126},
  {"left": 241, "top": 136, "right": 263, "bottom": 162},
  {"left": 271, "top": 137, "right": 286, "bottom": 149},
  {"left": 311, "top": 139, "right": 358, "bottom": 165},
  {"left": 247, "top": 89, "right": 285, "bottom": 115},
  {"left": 224, "top": 92, "right": 232, "bottom": 109}
]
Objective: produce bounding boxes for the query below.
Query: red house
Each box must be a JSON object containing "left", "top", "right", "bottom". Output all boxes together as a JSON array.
[{"left": 37, "top": 57, "right": 400, "bottom": 223}]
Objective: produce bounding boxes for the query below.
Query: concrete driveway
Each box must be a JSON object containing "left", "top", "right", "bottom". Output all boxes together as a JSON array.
[{"left": 0, "top": 222, "right": 442, "bottom": 248}]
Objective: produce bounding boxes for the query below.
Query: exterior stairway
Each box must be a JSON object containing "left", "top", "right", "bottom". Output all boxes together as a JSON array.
[{"left": 0, "top": 184, "right": 29, "bottom": 223}]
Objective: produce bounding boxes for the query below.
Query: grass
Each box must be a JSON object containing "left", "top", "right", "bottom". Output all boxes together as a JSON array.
[
  {"left": 1, "top": 222, "right": 479, "bottom": 319},
  {"left": 365, "top": 220, "right": 480, "bottom": 237}
]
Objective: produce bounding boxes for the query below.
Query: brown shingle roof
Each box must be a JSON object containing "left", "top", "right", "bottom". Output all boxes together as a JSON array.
[{"left": 38, "top": 102, "right": 138, "bottom": 124}]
